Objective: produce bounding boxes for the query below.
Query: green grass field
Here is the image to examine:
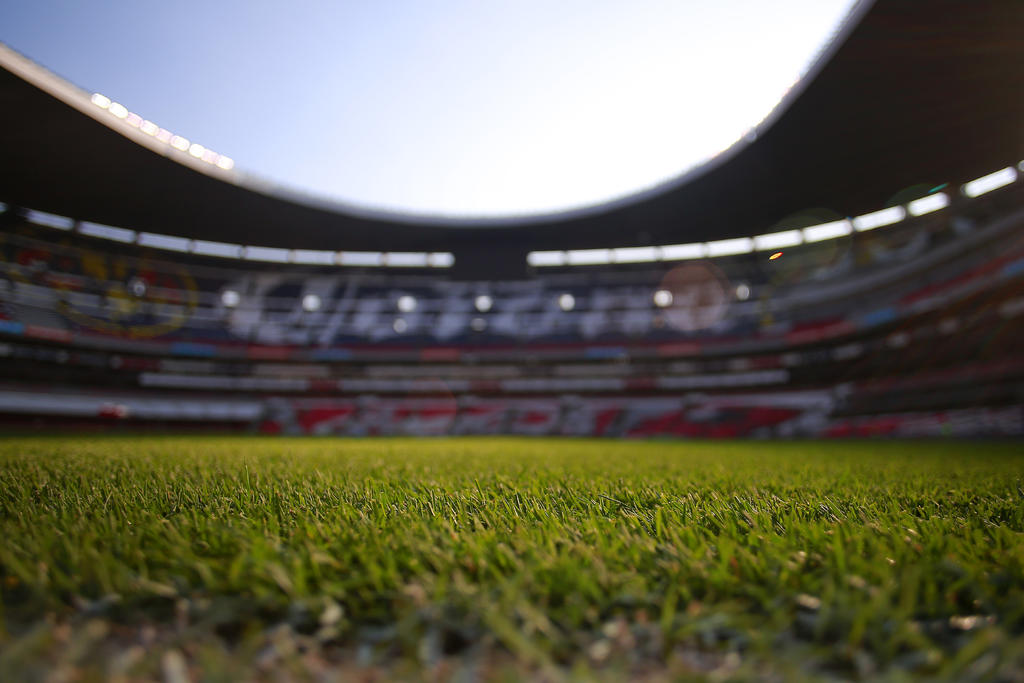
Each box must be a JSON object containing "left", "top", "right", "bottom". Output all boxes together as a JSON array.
[{"left": 0, "top": 436, "right": 1022, "bottom": 681}]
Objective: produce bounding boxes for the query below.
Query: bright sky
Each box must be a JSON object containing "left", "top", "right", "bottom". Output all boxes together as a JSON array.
[{"left": 2, "top": 0, "right": 856, "bottom": 218}]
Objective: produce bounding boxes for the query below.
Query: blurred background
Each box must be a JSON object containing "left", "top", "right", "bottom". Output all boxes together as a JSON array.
[{"left": 0, "top": 0, "right": 1022, "bottom": 438}]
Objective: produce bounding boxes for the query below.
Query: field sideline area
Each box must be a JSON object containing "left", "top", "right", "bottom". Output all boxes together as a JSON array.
[{"left": 1, "top": 437, "right": 1022, "bottom": 681}]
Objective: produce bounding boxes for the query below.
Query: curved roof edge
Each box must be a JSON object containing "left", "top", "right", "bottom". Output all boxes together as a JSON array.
[{"left": 1, "top": 0, "right": 1021, "bottom": 259}]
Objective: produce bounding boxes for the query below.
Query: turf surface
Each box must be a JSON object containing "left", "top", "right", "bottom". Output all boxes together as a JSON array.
[{"left": 0, "top": 436, "right": 1022, "bottom": 680}]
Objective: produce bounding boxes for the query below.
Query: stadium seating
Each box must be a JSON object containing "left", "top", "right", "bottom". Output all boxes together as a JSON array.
[{"left": 1, "top": 175, "right": 1022, "bottom": 437}]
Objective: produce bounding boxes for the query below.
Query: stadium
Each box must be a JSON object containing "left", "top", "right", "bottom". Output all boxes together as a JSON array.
[{"left": 1, "top": 0, "right": 1023, "bottom": 679}]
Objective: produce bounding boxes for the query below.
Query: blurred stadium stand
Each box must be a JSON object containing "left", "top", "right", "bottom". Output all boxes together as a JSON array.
[{"left": 1, "top": 0, "right": 1022, "bottom": 437}]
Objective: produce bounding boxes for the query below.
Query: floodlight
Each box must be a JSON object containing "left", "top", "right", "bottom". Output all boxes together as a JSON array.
[
  {"left": 653, "top": 289, "right": 673, "bottom": 308},
  {"left": 475, "top": 295, "right": 493, "bottom": 312},
  {"left": 138, "top": 232, "right": 191, "bottom": 252},
  {"left": 558, "top": 293, "right": 575, "bottom": 311},
  {"left": 243, "top": 246, "right": 290, "bottom": 262},
  {"left": 393, "top": 318, "right": 408, "bottom": 333},
  {"left": 660, "top": 243, "right": 706, "bottom": 261},
  {"left": 566, "top": 249, "right": 612, "bottom": 266},
  {"left": 802, "top": 219, "right": 851, "bottom": 243},
  {"left": 170, "top": 135, "right": 190, "bottom": 151},
  {"left": 907, "top": 193, "right": 949, "bottom": 216},
  {"left": 753, "top": 230, "right": 802, "bottom": 251},
  {"left": 427, "top": 252, "right": 455, "bottom": 268},
  {"left": 735, "top": 283, "right": 751, "bottom": 301},
  {"left": 302, "top": 294, "right": 321, "bottom": 312},
  {"left": 79, "top": 222, "right": 135, "bottom": 243},
  {"left": 612, "top": 246, "right": 659, "bottom": 263},
  {"left": 853, "top": 206, "right": 905, "bottom": 232},
  {"left": 962, "top": 167, "right": 1017, "bottom": 197},
  {"left": 385, "top": 252, "right": 429, "bottom": 267},
  {"left": 90, "top": 93, "right": 111, "bottom": 109},
  {"left": 339, "top": 251, "right": 383, "bottom": 267},
  {"left": 527, "top": 251, "right": 566, "bottom": 267},
  {"left": 705, "top": 237, "right": 754, "bottom": 257},
  {"left": 291, "top": 249, "right": 336, "bottom": 265},
  {"left": 221, "top": 290, "right": 240, "bottom": 308},
  {"left": 397, "top": 295, "right": 417, "bottom": 313},
  {"left": 108, "top": 102, "right": 128, "bottom": 118}
]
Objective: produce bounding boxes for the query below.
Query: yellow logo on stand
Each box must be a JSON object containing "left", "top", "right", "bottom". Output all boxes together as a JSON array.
[{"left": 7, "top": 240, "right": 199, "bottom": 339}]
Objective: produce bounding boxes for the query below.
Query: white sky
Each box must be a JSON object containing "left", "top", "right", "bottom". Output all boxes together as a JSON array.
[{"left": 2, "top": 0, "right": 857, "bottom": 218}]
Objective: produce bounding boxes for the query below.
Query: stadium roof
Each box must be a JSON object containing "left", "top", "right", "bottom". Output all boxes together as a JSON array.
[{"left": 1, "top": 0, "right": 1022, "bottom": 274}]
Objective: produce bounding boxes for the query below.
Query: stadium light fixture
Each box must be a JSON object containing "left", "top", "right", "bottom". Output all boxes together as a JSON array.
[
  {"left": 393, "top": 318, "right": 408, "bottom": 333},
  {"left": 475, "top": 295, "right": 493, "bottom": 312},
  {"left": 660, "top": 242, "right": 706, "bottom": 261},
  {"left": 338, "top": 251, "right": 384, "bottom": 267},
  {"left": 735, "top": 283, "right": 751, "bottom": 300},
  {"left": 243, "top": 246, "right": 290, "bottom": 263},
  {"left": 906, "top": 192, "right": 949, "bottom": 217},
  {"left": 221, "top": 290, "right": 241, "bottom": 308},
  {"left": 25, "top": 209, "right": 73, "bottom": 230},
  {"left": 653, "top": 289, "right": 673, "bottom": 308},
  {"left": 566, "top": 249, "right": 613, "bottom": 266},
  {"left": 527, "top": 251, "right": 567, "bottom": 267},
  {"left": 138, "top": 232, "right": 191, "bottom": 252},
  {"left": 291, "top": 249, "right": 337, "bottom": 265},
  {"left": 80, "top": 222, "right": 135, "bottom": 243},
  {"left": 427, "top": 252, "right": 455, "bottom": 268},
  {"left": 558, "top": 293, "right": 576, "bottom": 311},
  {"left": 90, "top": 92, "right": 236, "bottom": 173},
  {"left": 705, "top": 237, "right": 754, "bottom": 257},
  {"left": 192, "top": 239, "right": 244, "bottom": 258},
  {"left": 753, "top": 229, "right": 802, "bottom": 251},
  {"left": 853, "top": 206, "right": 906, "bottom": 232},
  {"left": 397, "top": 295, "right": 417, "bottom": 313},
  {"left": 384, "top": 252, "right": 429, "bottom": 268},
  {"left": 612, "top": 246, "right": 660, "bottom": 263},
  {"left": 962, "top": 167, "right": 1017, "bottom": 197},
  {"left": 802, "top": 219, "right": 852, "bottom": 243},
  {"left": 301, "top": 294, "right": 321, "bottom": 312}
]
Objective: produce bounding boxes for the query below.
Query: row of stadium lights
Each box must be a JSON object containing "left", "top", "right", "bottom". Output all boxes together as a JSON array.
[
  {"left": 15, "top": 209, "right": 456, "bottom": 269},
  {"left": 11, "top": 160, "right": 1020, "bottom": 273},
  {"left": 526, "top": 165, "right": 1020, "bottom": 267},
  {"left": 219, "top": 286, "right": 743, "bottom": 332},
  {"left": 90, "top": 93, "right": 235, "bottom": 171}
]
